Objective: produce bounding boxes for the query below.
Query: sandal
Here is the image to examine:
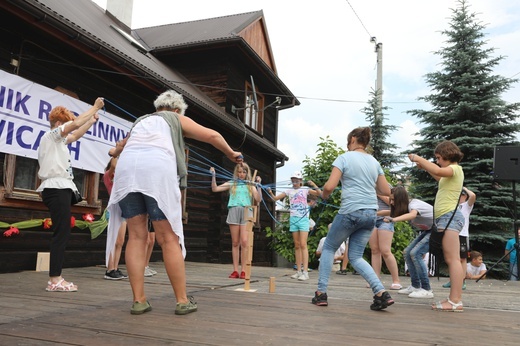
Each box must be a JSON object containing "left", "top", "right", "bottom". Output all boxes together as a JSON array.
[
  {"left": 432, "top": 298, "right": 463, "bottom": 312},
  {"left": 46, "top": 278, "right": 78, "bottom": 292}
]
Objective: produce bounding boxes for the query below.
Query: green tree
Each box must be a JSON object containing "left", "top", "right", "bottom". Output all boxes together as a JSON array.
[
  {"left": 362, "top": 88, "right": 402, "bottom": 170},
  {"left": 406, "top": 0, "right": 520, "bottom": 277}
]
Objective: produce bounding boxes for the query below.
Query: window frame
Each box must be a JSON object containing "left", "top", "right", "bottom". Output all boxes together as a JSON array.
[{"left": 244, "top": 81, "right": 264, "bottom": 134}]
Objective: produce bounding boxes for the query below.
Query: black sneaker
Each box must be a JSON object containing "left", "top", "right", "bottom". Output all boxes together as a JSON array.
[
  {"left": 115, "top": 269, "right": 128, "bottom": 279},
  {"left": 336, "top": 269, "right": 348, "bottom": 275},
  {"left": 370, "top": 291, "right": 394, "bottom": 311},
  {"left": 311, "top": 291, "right": 328, "bottom": 306},
  {"left": 104, "top": 269, "right": 125, "bottom": 280}
]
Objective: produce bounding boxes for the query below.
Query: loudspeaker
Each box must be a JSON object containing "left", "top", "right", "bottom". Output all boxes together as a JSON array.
[{"left": 493, "top": 146, "right": 520, "bottom": 181}]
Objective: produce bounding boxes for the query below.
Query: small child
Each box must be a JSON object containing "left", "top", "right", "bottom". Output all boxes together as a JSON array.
[
  {"left": 316, "top": 224, "right": 346, "bottom": 272},
  {"left": 466, "top": 250, "right": 487, "bottom": 279},
  {"left": 268, "top": 171, "right": 321, "bottom": 281}
]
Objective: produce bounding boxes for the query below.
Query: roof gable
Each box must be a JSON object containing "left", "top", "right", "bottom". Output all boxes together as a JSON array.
[{"left": 134, "top": 10, "right": 276, "bottom": 72}]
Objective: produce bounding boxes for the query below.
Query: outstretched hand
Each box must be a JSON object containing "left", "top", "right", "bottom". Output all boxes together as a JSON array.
[{"left": 229, "top": 152, "right": 243, "bottom": 163}]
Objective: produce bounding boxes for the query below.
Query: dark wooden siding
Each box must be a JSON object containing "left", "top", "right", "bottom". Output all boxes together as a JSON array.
[{"left": 0, "top": 5, "right": 284, "bottom": 273}]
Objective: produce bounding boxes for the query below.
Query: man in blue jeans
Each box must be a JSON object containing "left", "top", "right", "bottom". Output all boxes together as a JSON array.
[{"left": 505, "top": 227, "right": 520, "bottom": 281}]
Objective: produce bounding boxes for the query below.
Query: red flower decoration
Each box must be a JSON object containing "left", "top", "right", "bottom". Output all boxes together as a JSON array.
[
  {"left": 82, "top": 213, "right": 94, "bottom": 223},
  {"left": 70, "top": 216, "right": 76, "bottom": 228},
  {"left": 43, "top": 218, "right": 52, "bottom": 229},
  {"left": 3, "top": 227, "right": 20, "bottom": 237}
]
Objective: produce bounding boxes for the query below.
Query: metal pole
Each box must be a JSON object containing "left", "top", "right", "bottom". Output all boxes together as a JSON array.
[
  {"left": 375, "top": 42, "right": 383, "bottom": 119},
  {"left": 370, "top": 37, "right": 383, "bottom": 120}
]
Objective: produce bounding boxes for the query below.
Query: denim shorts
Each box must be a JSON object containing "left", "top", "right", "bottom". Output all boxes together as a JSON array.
[
  {"left": 435, "top": 209, "right": 464, "bottom": 233},
  {"left": 119, "top": 192, "right": 167, "bottom": 222},
  {"left": 289, "top": 216, "right": 310, "bottom": 232},
  {"left": 375, "top": 218, "right": 394, "bottom": 232}
]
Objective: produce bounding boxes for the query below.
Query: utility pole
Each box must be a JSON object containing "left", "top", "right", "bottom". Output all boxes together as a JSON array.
[{"left": 371, "top": 37, "right": 383, "bottom": 120}]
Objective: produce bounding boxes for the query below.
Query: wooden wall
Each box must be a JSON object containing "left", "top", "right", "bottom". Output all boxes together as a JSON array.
[{"left": 0, "top": 6, "right": 282, "bottom": 273}]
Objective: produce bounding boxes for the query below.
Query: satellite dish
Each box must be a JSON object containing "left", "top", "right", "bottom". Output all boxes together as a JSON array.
[{"left": 250, "top": 75, "right": 259, "bottom": 112}]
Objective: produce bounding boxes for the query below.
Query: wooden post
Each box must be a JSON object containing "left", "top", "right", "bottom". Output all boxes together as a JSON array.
[{"left": 243, "top": 205, "right": 257, "bottom": 291}]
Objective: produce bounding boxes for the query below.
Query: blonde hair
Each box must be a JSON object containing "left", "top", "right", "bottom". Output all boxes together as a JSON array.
[{"left": 230, "top": 162, "right": 253, "bottom": 197}]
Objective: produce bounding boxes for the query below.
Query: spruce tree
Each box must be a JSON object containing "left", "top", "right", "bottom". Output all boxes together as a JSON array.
[
  {"left": 362, "top": 88, "right": 401, "bottom": 170},
  {"left": 406, "top": 0, "right": 520, "bottom": 275}
]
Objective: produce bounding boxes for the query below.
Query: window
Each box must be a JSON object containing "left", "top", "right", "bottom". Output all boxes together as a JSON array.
[
  {"left": 2, "top": 153, "right": 99, "bottom": 209},
  {"left": 244, "top": 82, "right": 264, "bottom": 134}
]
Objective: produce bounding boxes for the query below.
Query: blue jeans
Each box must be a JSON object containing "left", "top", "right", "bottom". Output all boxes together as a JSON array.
[
  {"left": 404, "top": 231, "right": 431, "bottom": 290},
  {"left": 318, "top": 209, "right": 385, "bottom": 295},
  {"left": 510, "top": 262, "right": 518, "bottom": 281}
]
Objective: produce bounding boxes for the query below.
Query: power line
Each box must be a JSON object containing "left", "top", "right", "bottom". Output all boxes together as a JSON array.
[
  {"left": 21, "top": 55, "right": 426, "bottom": 105},
  {"left": 345, "top": 0, "right": 373, "bottom": 40}
]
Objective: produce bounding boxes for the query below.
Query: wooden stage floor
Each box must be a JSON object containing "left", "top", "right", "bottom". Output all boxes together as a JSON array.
[{"left": 0, "top": 262, "right": 519, "bottom": 345}]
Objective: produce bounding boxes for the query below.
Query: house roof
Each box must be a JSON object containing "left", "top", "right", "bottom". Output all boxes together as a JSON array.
[
  {"left": 134, "top": 11, "right": 264, "bottom": 51},
  {"left": 133, "top": 11, "right": 299, "bottom": 103},
  {"left": 10, "top": 0, "right": 289, "bottom": 161}
]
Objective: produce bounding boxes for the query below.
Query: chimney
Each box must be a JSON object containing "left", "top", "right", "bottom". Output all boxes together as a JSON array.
[{"left": 106, "top": 0, "right": 133, "bottom": 32}]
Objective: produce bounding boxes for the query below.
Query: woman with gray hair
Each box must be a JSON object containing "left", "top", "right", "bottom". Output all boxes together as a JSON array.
[{"left": 106, "top": 90, "right": 242, "bottom": 316}]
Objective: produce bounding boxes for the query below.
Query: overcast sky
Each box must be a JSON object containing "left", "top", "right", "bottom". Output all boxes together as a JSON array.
[{"left": 93, "top": 0, "right": 520, "bottom": 186}]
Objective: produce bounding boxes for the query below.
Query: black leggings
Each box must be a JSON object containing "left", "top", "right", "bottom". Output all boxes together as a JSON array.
[{"left": 42, "top": 188, "right": 72, "bottom": 277}]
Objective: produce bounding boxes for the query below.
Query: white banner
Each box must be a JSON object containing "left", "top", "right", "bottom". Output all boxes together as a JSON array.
[{"left": 0, "top": 70, "right": 133, "bottom": 174}]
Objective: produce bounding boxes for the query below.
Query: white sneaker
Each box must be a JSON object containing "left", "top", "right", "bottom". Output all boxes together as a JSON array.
[
  {"left": 298, "top": 271, "right": 309, "bottom": 281},
  {"left": 148, "top": 266, "right": 157, "bottom": 275},
  {"left": 408, "top": 288, "right": 434, "bottom": 298},
  {"left": 291, "top": 271, "right": 302, "bottom": 279},
  {"left": 144, "top": 266, "right": 154, "bottom": 277},
  {"left": 398, "top": 285, "right": 418, "bottom": 295}
]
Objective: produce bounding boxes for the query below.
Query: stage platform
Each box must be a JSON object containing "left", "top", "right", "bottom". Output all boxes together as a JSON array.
[{"left": 0, "top": 262, "right": 519, "bottom": 345}]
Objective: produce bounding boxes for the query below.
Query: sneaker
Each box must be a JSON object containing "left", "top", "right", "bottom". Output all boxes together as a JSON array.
[
  {"left": 104, "top": 269, "right": 125, "bottom": 280},
  {"left": 115, "top": 269, "right": 128, "bottom": 279},
  {"left": 291, "top": 271, "right": 302, "bottom": 279},
  {"left": 442, "top": 281, "right": 451, "bottom": 288},
  {"left": 239, "top": 271, "right": 246, "bottom": 279},
  {"left": 336, "top": 269, "right": 348, "bottom": 275},
  {"left": 228, "top": 271, "right": 239, "bottom": 279},
  {"left": 370, "top": 291, "right": 394, "bottom": 311},
  {"left": 311, "top": 291, "right": 328, "bottom": 306},
  {"left": 298, "top": 271, "right": 309, "bottom": 281},
  {"left": 398, "top": 285, "right": 418, "bottom": 295},
  {"left": 144, "top": 266, "right": 154, "bottom": 277},
  {"left": 147, "top": 266, "right": 157, "bottom": 275},
  {"left": 408, "top": 288, "right": 434, "bottom": 298},
  {"left": 130, "top": 300, "right": 152, "bottom": 315},
  {"left": 175, "top": 296, "right": 197, "bottom": 315}
]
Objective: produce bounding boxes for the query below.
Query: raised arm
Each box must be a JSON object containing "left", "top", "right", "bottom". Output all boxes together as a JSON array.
[
  {"left": 267, "top": 188, "right": 286, "bottom": 202},
  {"left": 464, "top": 187, "right": 476, "bottom": 207},
  {"left": 209, "top": 167, "right": 231, "bottom": 193},
  {"left": 64, "top": 97, "right": 104, "bottom": 143},
  {"left": 409, "top": 154, "right": 453, "bottom": 180},
  {"left": 181, "top": 116, "right": 242, "bottom": 163}
]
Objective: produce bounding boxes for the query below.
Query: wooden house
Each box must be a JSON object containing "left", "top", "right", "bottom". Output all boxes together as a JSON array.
[{"left": 0, "top": 0, "right": 298, "bottom": 273}]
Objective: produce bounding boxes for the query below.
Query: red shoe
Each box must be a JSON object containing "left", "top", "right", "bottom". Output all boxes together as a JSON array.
[
  {"left": 228, "top": 271, "right": 239, "bottom": 279},
  {"left": 240, "top": 271, "right": 246, "bottom": 279}
]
